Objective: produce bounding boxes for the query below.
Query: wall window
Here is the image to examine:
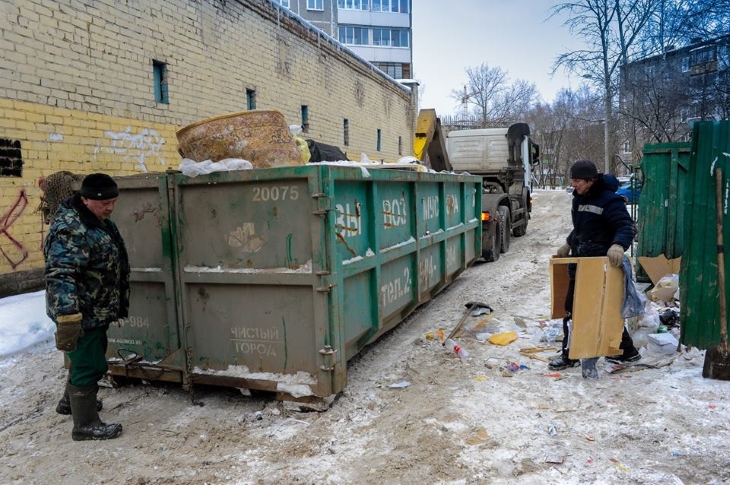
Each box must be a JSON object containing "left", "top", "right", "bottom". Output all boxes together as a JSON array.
[
  {"left": 338, "top": 26, "right": 368, "bottom": 45},
  {"left": 301, "top": 105, "right": 309, "bottom": 133},
  {"left": 376, "top": 129, "right": 381, "bottom": 151},
  {"left": 398, "top": 136, "right": 402, "bottom": 155},
  {"left": 343, "top": 119, "right": 349, "bottom": 146},
  {"left": 0, "top": 139, "right": 23, "bottom": 177},
  {"left": 272, "top": 0, "right": 290, "bottom": 8},
  {"left": 307, "top": 0, "right": 323, "bottom": 10},
  {"left": 153, "top": 60, "right": 168, "bottom": 104},
  {"left": 246, "top": 89, "right": 256, "bottom": 110}
]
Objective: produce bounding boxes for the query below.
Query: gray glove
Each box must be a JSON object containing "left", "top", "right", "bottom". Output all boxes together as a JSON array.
[
  {"left": 556, "top": 243, "right": 570, "bottom": 258},
  {"left": 55, "top": 313, "right": 83, "bottom": 352},
  {"left": 607, "top": 244, "right": 625, "bottom": 267}
]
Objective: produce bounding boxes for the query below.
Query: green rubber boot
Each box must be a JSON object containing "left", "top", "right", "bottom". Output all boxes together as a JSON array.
[{"left": 69, "top": 384, "right": 122, "bottom": 441}]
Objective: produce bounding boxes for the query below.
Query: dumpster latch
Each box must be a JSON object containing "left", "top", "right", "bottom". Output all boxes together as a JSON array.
[
  {"left": 316, "top": 283, "right": 335, "bottom": 293},
  {"left": 318, "top": 345, "right": 338, "bottom": 371},
  {"left": 312, "top": 193, "right": 332, "bottom": 216}
]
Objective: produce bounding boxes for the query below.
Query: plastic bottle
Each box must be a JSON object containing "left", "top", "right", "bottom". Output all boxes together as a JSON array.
[{"left": 444, "top": 339, "right": 469, "bottom": 358}]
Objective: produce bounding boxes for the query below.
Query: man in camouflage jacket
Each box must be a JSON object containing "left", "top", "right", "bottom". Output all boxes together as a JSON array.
[{"left": 44, "top": 172, "right": 130, "bottom": 441}]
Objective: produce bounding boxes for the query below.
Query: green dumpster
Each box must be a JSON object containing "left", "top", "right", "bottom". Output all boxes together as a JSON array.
[{"left": 106, "top": 165, "right": 482, "bottom": 406}]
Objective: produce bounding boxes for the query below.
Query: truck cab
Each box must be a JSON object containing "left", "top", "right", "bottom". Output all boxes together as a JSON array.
[{"left": 446, "top": 123, "right": 540, "bottom": 261}]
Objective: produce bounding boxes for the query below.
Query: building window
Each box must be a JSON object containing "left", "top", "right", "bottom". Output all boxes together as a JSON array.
[
  {"left": 338, "top": 0, "right": 369, "bottom": 9},
  {"left": 338, "top": 0, "right": 408, "bottom": 12},
  {"left": 398, "top": 136, "right": 402, "bottom": 155},
  {"left": 373, "top": 62, "right": 403, "bottom": 79},
  {"left": 338, "top": 26, "right": 368, "bottom": 45},
  {"left": 372, "top": 28, "right": 409, "bottom": 47},
  {"left": 301, "top": 105, "right": 309, "bottom": 133},
  {"left": 376, "top": 129, "right": 381, "bottom": 151},
  {"left": 246, "top": 89, "right": 256, "bottom": 110},
  {"left": 392, "top": 29, "right": 409, "bottom": 47},
  {"left": 272, "top": 0, "right": 290, "bottom": 8},
  {"left": 153, "top": 60, "right": 168, "bottom": 104},
  {"left": 343, "top": 119, "right": 349, "bottom": 146},
  {"left": 307, "top": 0, "right": 323, "bottom": 10},
  {"left": 681, "top": 56, "right": 690, "bottom": 72}
]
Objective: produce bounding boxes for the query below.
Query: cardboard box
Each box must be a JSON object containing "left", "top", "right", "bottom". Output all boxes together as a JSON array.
[{"left": 550, "top": 256, "right": 625, "bottom": 359}]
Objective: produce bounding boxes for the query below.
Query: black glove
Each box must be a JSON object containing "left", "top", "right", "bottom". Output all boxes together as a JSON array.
[{"left": 55, "top": 313, "right": 83, "bottom": 352}]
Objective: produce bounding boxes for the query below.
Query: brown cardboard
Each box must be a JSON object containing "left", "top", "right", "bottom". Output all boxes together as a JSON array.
[
  {"left": 550, "top": 256, "right": 625, "bottom": 359},
  {"left": 637, "top": 255, "right": 681, "bottom": 285}
]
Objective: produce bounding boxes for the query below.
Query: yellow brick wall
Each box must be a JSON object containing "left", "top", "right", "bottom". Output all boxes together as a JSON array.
[{"left": 0, "top": 0, "right": 415, "bottom": 279}]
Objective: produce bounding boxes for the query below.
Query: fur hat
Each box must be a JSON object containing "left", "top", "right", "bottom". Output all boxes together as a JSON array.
[
  {"left": 570, "top": 160, "right": 599, "bottom": 179},
  {"left": 79, "top": 173, "right": 119, "bottom": 200}
]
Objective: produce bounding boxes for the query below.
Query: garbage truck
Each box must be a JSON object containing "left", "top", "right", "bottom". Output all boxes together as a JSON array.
[{"left": 446, "top": 123, "right": 540, "bottom": 262}]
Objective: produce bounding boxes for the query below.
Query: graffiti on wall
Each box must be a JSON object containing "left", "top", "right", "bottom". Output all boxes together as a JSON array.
[
  {"left": 94, "top": 126, "right": 166, "bottom": 172},
  {"left": 0, "top": 190, "right": 29, "bottom": 270},
  {"left": 0, "top": 138, "right": 23, "bottom": 177}
]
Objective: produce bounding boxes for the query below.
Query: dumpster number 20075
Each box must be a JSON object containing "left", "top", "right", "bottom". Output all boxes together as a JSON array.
[{"left": 252, "top": 186, "right": 299, "bottom": 202}]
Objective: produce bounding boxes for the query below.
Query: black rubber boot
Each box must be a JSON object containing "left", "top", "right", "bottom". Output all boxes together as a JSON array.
[
  {"left": 69, "top": 384, "right": 122, "bottom": 441},
  {"left": 606, "top": 328, "right": 642, "bottom": 364},
  {"left": 56, "top": 383, "right": 102, "bottom": 415},
  {"left": 548, "top": 353, "right": 580, "bottom": 370}
]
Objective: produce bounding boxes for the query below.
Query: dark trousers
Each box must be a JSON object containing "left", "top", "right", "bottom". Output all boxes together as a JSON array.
[
  {"left": 562, "top": 277, "right": 635, "bottom": 357},
  {"left": 67, "top": 327, "right": 109, "bottom": 387}
]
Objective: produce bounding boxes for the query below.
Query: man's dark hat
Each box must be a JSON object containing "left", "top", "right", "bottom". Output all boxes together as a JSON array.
[
  {"left": 570, "top": 160, "right": 599, "bottom": 179},
  {"left": 79, "top": 173, "right": 119, "bottom": 200}
]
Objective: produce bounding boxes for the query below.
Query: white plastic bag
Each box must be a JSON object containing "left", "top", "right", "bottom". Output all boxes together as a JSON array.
[
  {"left": 179, "top": 158, "right": 253, "bottom": 178},
  {"left": 649, "top": 274, "right": 679, "bottom": 303}
]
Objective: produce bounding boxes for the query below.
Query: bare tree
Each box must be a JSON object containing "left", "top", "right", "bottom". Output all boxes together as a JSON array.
[
  {"left": 551, "top": 0, "right": 656, "bottom": 173},
  {"left": 527, "top": 86, "right": 604, "bottom": 187},
  {"left": 450, "top": 63, "right": 539, "bottom": 127},
  {"left": 450, "top": 63, "right": 508, "bottom": 125},
  {"left": 492, "top": 80, "right": 540, "bottom": 123},
  {"left": 620, "top": 60, "right": 691, "bottom": 143}
]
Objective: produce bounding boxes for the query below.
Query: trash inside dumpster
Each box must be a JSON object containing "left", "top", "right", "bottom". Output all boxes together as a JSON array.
[{"left": 106, "top": 165, "right": 482, "bottom": 407}]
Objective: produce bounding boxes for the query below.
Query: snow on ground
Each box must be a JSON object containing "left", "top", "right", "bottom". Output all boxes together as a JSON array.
[{"left": 0, "top": 189, "right": 729, "bottom": 485}]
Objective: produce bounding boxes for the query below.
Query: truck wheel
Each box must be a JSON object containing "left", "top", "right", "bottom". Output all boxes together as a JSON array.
[
  {"left": 482, "top": 221, "right": 500, "bottom": 262},
  {"left": 498, "top": 206, "right": 510, "bottom": 253},
  {"left": 513, "top": 217, "right": 528, "bottom": 237}
]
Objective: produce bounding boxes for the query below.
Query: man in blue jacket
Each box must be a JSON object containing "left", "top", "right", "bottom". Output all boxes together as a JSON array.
[
  {"left": 45, "top": 173, "right": 130, "bottom": 440},
  {"left": 550, "top": 160, "right": 641, "bottom": 370}
]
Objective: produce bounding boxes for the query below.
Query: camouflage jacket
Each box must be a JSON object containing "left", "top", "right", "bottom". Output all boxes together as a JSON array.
[{"left": 44, "top": 193, "right": 130, "bottom": 329}]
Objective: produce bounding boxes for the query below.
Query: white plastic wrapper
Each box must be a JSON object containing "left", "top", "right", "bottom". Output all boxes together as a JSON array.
[{"left": 179, "top": 158, "right": 253, "bottom": 177}]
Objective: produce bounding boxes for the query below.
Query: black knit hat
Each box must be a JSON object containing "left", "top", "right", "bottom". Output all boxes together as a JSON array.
[
  {"left": 570, "top": 160, "right": 599, "bottom": 179},
  {"left": 79, "top": 173, "right": 119, "bottom": 200}
]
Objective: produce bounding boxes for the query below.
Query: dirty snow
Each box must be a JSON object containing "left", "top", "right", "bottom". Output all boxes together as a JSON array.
[{"left": 1, "top": 190, "right": 729, "bottom": 485}]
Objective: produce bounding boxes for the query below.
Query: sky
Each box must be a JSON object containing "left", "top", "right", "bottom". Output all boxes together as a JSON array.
[{"left": 411, "top": 1, "right": 589, "bottom": 116}]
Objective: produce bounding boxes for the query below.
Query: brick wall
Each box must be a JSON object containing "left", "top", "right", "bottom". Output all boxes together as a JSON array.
[{"left": 0, "top": 0, "right": 415, "bottom": 295}]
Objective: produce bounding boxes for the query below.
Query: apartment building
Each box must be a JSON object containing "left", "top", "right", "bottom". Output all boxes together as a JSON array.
[
  {"left": 621, "top": 35, "right": 730, "bottom": 149},
  {"left": 276, "top": 0, "right": 413, "bottom": 79}
]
